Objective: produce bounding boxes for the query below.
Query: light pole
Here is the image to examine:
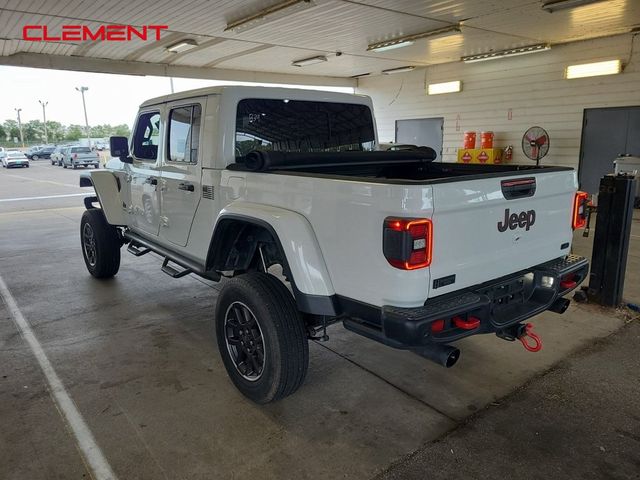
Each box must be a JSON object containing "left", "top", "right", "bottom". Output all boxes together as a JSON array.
[
  {"left": 75, "top": 86, "right": 91, "bottom": 147},
  {"left": 14, "top": 108, "right": 24, "bottom": 147},
  {"left": 39, "top": 100, "right": 48, "bottom": 143}
]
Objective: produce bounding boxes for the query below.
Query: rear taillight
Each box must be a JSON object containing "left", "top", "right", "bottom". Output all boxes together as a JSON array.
[
  {"left": 383, "top": 217, "right": 433, "bottom": 270},
  {"left": 572, "top": 191, "right": 589, "bottom": 229}
]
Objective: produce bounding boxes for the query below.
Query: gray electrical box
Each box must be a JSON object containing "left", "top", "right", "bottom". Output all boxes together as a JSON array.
[{"left": 614, "top": 155, "right": 640, "bottom": 206}]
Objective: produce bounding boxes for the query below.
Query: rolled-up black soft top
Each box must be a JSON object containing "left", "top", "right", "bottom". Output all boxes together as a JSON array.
[{"left": 242, "top": 148, "right": 437, "bottom": 172}]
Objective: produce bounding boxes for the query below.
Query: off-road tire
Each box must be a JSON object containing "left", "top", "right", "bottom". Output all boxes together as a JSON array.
[
  {"left": 215, "top": 272, "right": 308, "bottom": 404},
  {"left": 80, "top": 209, "right": 121, "bottom": 278}
]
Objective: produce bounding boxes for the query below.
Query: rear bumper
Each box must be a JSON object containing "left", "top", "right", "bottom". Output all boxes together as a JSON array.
[
  {"left": 343, "top": 255, "right": 589, "bottom": 348},
  {"left": 73, "top": 161, "right": 99, "bottom": 166}
]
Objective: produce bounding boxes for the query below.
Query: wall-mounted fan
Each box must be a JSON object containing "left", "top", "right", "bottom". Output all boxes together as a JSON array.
[{"left": 522, "top": 126, "right": 550, "bottom": 165}]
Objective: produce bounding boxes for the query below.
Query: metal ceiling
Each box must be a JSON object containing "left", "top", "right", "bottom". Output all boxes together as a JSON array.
[{"left": 0, "top": 0, "right": 638, "bottom": 85}]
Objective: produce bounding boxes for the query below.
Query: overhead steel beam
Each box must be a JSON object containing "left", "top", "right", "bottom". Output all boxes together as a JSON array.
[{"left": 0, "top": 52, "right": 356, "bottom": 87}]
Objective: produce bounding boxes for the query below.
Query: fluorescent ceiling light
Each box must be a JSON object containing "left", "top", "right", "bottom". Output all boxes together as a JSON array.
[
  {"left": 462, "top": 44, "right": 550, "bottom": 63},
  {"left": 541, "top": 0, "right": 608, "bottom": 13},
  {"left": 292, "top": 55, "right": 327, "bottom": 67},
  {"left": 166, "top": 39, "right": 197, "bottom": 53},
  {"left": 371, "top": 40, "right": 415, "bottom": 53},
  {"left": 351, "top": 72, "right": 371, "bottom": 78},
  {"left": 427, "top": 80, "right": 462, "bottom": 95},
  {"left": 368, "top": 25, "right": 460, "bottom": 53},
  {"left": 382, "top": 66, "right": 415, "bottom": 75},
  {"left": 565, "top": 59, "right": 621, "bottom": 79},
  {"left": 225, "top": 0, "right": 314, "bottom": 33}
]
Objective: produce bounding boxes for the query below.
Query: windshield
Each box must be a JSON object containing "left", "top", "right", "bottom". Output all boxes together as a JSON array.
[
  {"left": 71, "top": 147, "right": 91, "bottom": 153},
  {"left": 234, "top": 98, "right": 375, "bottom": 160}
]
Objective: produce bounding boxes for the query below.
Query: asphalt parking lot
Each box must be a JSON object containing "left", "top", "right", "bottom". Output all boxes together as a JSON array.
[{"left": 1, "top": 161, "right": 638, "bottom": 479}]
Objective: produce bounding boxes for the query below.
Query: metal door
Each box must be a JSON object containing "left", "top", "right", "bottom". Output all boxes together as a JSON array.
[
  {"left": 128, "top": 108, "right": 164, "bottom": 237},
  {"left": 395, "top": 118, "right": 444, "bottom": 161},
  {"left": 625, "top": 108, "right": 640, "bottom": 155},
  {"left": 159, "top": 97, "right": 206, "bottom": 247},
  {"left": 579, "top": 107, "right": 640, "bottom": 194}
]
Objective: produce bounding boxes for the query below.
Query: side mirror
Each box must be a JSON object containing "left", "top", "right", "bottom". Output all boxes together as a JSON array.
[{"left": 109, "top": 136, "right": 133, "bottom": 164}]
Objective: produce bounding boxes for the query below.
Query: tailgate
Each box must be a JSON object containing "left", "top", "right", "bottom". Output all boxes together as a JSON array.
[{"left": 428, "top": 170, "right": 577, "bottom": 298}]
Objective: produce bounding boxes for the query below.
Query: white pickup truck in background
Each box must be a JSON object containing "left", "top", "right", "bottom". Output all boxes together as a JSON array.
[{"left": 80, "top": 86, "right": 589, "bottom": 403}]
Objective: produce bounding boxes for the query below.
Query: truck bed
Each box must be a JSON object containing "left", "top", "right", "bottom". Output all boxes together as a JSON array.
[
  {"left": 268, "top": 161, "right": 573, "bottom": 184},
  {"left": 226, "top": 152, "right": 578, "bottom": 307},
  {"left": 230, "top": 150, "right": 572, "bottom": 183}
]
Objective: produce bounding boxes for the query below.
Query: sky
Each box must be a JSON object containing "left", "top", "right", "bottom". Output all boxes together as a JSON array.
[{"left": 0, "top": 66, "right": 353, "bottom": 128}]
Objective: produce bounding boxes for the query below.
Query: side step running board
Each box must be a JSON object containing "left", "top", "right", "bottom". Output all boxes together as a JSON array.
[
  {"left": 123, "top": 230, "right": 220, "bottom": 282},
  {"left": 161, "top": 257, "right": 193, "bottom": 278},
  {"left": 127, "top": 242, "right": 151, "bottom": 257}
]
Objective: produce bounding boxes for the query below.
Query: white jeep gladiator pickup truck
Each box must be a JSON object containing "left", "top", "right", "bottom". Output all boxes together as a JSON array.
[{"left": 80, "top": 86, "right": 589, "bottom": 404}]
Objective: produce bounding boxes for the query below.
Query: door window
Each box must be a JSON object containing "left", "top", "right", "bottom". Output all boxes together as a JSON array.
[
  {"left": 167, "top": 104, "right": 201, "bottom": 163},
  {"left": 133, "top": 111, "right": 161, "bottom": 161}
]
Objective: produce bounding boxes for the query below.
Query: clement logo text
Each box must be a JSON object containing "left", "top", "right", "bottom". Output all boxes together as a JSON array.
[{"left": 23, "top": 25, "right": 169, "bottom": 42}]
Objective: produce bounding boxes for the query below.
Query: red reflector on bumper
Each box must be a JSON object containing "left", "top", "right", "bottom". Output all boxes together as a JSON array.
[
  {"left": 453, "top": 316, "right": 480, "bottom": 330},
  {"left": 431, "top": 319, "right": 445, "bottom": 332}
]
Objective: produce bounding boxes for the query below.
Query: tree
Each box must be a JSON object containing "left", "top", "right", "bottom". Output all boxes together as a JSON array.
[
  {"left": 46, "top": 121, "right": 65, "bottom": 142},
  {"left": 65, "top": 124, "right": 84, "bottom": 141},
  {"left": 90, "top": 124, "right": 109, "bottom": 138},
  {"left": 3, "top": 120, "right": 20, "bottom": 142},
  {"left": 113, "top": 124, "right": 131, "bottom": 137},
  {"left": 89, "top": 123, "right": 131, "bottom": 138},
  {"left": 24, "top": 120, "right": 44, "bottom": 142},
  {"left": 0, "top": 123, "right": 5, "bottom": 141}
]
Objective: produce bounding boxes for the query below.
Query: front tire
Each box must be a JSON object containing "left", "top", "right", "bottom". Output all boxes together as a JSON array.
[
  {"left": 80, "top": 209, "right": 121, "bottom": 278},
  {"left": 32, "top": 155, "right": 39, "bottom": 160},
  {"left": 215, "top": 272, "right": 309, "bottom": 404}
]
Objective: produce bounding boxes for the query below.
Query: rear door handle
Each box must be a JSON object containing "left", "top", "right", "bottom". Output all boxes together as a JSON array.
[{"left": 178, "top": 182, "right": 195, "bottom": 192}]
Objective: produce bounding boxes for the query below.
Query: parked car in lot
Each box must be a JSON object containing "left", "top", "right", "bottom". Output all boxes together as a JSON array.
[
  {"left": 50, "top": 145, "right": 69, "bottom": 165},
  {"left": 62, "top": 146, "right": 100, "bottom": 169},
  {"left": 80, "top": 86, "right": 589, "bottom": 404},
  {"left": 26, "top": 146, "right": 42, "bottom": 157},
  {"left": 29, "top": 146, "right": 55, "bottom": 160},
  {"left": 2, "top": 150, "right": 29, "bottom": 168}
]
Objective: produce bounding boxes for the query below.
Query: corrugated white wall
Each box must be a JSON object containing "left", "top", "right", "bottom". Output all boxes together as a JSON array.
[{"left": 356, "top": 33, "right": 640, "bottom": 168}]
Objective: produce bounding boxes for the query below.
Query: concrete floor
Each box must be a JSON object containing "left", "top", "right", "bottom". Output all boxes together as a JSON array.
[{"left": 0, "top": 162, "right": 638, "bottom": 479}]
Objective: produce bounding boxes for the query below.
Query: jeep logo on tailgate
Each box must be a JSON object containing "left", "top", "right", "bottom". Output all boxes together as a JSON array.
[{"left": 497, "top": 208, "right": 536, "bottom": 232}]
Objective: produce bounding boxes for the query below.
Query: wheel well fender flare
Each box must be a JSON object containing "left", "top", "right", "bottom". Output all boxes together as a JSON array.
[
  {"left": 86, "top": 171, "right": 126, "bottom": 226},
  {"left": 207, "top": 203, "right": 337, "bottom": 315}
]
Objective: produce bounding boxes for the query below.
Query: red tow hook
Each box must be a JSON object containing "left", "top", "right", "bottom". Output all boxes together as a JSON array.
[{"left": 518, "top": 323, "right": 543, "bottom": 352}]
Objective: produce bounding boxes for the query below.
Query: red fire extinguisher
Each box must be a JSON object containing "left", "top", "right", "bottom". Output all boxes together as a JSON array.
[{"left": 504, "top": 145, "right": 513, "bottom": 162}]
